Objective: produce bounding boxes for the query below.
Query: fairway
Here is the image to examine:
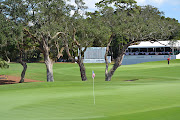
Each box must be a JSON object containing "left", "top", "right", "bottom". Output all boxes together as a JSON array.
[{"left": 0, "top": 60, "right": 180, "bottom": 120}]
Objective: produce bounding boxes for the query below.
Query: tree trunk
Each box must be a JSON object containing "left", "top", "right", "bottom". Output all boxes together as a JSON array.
[
  {"left": 105, "top": 72, "right": 113, "bottom": 81},
  {"left": 44, "top": 53, "right": 54, "bottom": 82},
  {"left": 105, "top": 35, "right": 136, "bottom": 81},
  {"left": 19, "top": 59, "right": 27, "bottom": 83},
  {"left": 105, "top": 54, "right": 124, "bottom": 81},
  {"left": 105, "top": 34, "right": 114, "bottom": 81},
  {"left": 5, "top": 51, "right": 10, "bottom": 63},
  {"left": 6, "top": 57, "right": 10, "bottom": 63},
  {"left": 77, "top": 59, "right": 87, "bottom": 81}
]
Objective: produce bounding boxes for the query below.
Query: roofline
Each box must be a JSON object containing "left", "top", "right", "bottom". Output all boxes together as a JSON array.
[{"left": 128, "top": 46, "right": 171, "bottom": 48}]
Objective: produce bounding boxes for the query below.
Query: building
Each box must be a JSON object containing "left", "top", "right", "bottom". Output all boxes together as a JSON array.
[{"left": 122, "top": 40, "right": 180, "bottom": 65}]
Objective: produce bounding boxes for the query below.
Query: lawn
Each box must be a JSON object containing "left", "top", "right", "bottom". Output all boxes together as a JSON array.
[{"left": 0, "top": 60, "right": 180, "bottom": 120}]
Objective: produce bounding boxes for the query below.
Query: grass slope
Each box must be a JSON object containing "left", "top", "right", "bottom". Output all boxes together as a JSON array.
[{"left": 0, "top": 60, "right": 180, "bottom": 120}]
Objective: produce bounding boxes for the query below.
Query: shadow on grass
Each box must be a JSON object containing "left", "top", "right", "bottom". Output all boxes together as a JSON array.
[
  {"left": 124, "top": 79, "right": 139, "bottom": 82},
  {"left": 0, "top": 80, "right": 16, "bottom": 85}
]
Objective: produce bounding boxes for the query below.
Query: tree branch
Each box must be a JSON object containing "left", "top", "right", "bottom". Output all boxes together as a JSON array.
[
  {"left": 55, "top": 40, "right": 64, "bottom": 60},
  {"left": 52, "top": 32, "right": 66, "bottom": 39},
  {"left": 64, "top": 37, "right": 75, "bottom": 62},
  {"left": 105, "top": 33, "right": 114, "bottom": 63},
  {"left": 23, "top": 28, "right": 37, "bottom": 42},
  {"left": 73, "top": 28, "right": 81, "bottom": 48},
  {"left": 81, "top": 46, "right": 88, "bottom": 57}
]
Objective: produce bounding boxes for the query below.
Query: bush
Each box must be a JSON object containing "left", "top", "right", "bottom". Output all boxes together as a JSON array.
[{"left": 0, "top": 58, "right": 9, "bottom": 69}]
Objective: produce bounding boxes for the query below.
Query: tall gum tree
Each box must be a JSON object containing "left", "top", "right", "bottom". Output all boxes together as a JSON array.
[
  {"left": 63, "top": 0, "right": 95, "bottom": 81},
  {"left": 94, "top": 0, "right": 179, "bottom": 81},
  {"left": 1, "top": 0, "right": 72, "bottom": 82},
  {"left": 64, "top": 26, "right": 93, "bottom": 81},
  {"left": 23, "top": 0, "right": 73, "bottom": 82}
]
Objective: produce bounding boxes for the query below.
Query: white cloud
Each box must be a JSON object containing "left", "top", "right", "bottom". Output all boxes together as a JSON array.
[
  {"left": 136, "top": 0, "right": 167, "bottom": 6},
  {"left": 68, "top": 0, "right": 99, "bottom": 12},
  {"left": 136, "top": 0, "right": 146, "bottom": 5},
  {"left": 67, "top": 0, "right": 76, "bottom": 7},
  {"left": 68, "top": 0, "right": 179, "bottom": 22},
  {"left": 70, "top": 10, "right": 75, "bottom": 16},
  {"left": 68, "top": 0, "right": 100, "bottom": 11},
  {"left": 84, "top": 0, "right": 100, "bottom": 10},
  {"left": 28, "top": 21, "right": 34, "bottom": 27},
  {"left": 150, "top": 0, "right": 166, "bottom": 4},
  {"left": 68, "top": 0, "right": 179, "bottom": 12}
]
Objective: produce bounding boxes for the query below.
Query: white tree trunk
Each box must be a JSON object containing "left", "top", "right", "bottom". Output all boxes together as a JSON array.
[
  {"left": 5, "top": 51, "right": 10, "bottom": 63},
  {"left": 105, "top": 34, "right": 114, "bottom": 81},
  {"left": 44, "top": 54, "right": 54, "bottom": 82}
]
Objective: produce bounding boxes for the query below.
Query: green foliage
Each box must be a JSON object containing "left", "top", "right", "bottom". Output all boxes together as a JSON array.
[
  {"left": 0, "top": 13, "right": 18, "bottom": 61},
  {"left": 0, "top": 58, "right": 9, "bottom": 69},
  {"left": 1, "top": 0, "right": 29, "bottom": 23},
  {"left": 2, "top": 1, "right": 63, "bottom": 62},
  {"left": 22, "top": 0, "right": 76, "bottom": 61},
  {"left": 96, "top": 0, "right": 137, "bottom": 8},
  {"left": 1, "top": 0, "right": 178, "bottom": 62},
  {"left": 170, "top": 22, "right": 180, "bottom": 40},
  {"left": 89, "top": 1, "right": 179, "bottom": 59}
]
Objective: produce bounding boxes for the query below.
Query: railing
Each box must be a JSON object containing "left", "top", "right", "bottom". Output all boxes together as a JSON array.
[{"left": 125, "top": 52, "right": 174, "bottom": 55}]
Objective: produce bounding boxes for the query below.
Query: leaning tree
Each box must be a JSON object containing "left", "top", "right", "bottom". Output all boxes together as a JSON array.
[{"left": 93, "top": 0, "right": 179, "bottom": 81}]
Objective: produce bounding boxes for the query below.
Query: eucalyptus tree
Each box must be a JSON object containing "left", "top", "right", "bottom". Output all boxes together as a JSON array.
[
  {"left": 94, "top": 0, "right": 179, "bottom": 81},
  {"left": 2, "top": 0, "right": 69, "bottom": 82},
  {"left": 1, "top": 0, "right": 33, "bottom": 83},
  {"left": 64, "top": 18, "right": 96, "bottom": 81},
  {"left": 23, "top": 0, "right": 74, "bottom": 82},
  {"left": 63, "top": 0, "right": 99, "bottom": 81}
]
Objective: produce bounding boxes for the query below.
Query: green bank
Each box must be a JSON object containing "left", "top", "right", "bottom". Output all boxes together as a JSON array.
[{"left": 0, "top": 60, "right": 180, "bottom": 120}]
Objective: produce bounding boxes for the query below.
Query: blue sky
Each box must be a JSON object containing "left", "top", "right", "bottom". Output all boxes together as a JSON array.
[
  {"left": 136, "top": 0, "right": 180, "bottom": 22},
  {"left": 71, "top": 0, "right": 180, "bottom": 22}
]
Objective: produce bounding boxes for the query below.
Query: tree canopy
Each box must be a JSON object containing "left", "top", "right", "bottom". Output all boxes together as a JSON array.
[
  {"left": 0, "top": 0, "right": 179, "bottom": 81},
  {"left": 88, "top": 0, "right": 180, "bottom": 81}
]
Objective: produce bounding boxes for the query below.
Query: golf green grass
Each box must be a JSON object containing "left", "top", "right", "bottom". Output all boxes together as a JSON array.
[{"left": 0, "top": 60, "right": 180, "bottom": 120}]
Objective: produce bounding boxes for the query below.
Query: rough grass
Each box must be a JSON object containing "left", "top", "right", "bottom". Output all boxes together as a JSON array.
[{"left": 0, "top": 60, "right": 180, "bottom": 120}]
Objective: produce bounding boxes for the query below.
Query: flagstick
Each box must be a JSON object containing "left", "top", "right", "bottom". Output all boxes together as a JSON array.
[{"left": 93, "top": 77, "right": 95, "bottom": 105}]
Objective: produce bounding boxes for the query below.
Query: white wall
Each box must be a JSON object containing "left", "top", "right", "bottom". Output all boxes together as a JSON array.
[
  {"left": 122, "top": 55, "right": 176, "bottom": 65},
  {"left": 176, "top": 54, "right": 180, "bottom": 59}
]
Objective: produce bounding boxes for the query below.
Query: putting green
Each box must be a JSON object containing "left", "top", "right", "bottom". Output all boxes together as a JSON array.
[{"left": 0, "top": 60, "right": 180, "bottom": 120}]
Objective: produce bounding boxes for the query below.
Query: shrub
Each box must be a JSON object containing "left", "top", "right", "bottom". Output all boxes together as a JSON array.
[{"left": 0, "top": 58, "right": 9, "bottom": 69}]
